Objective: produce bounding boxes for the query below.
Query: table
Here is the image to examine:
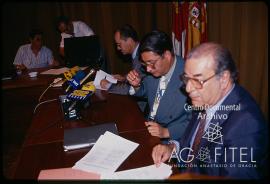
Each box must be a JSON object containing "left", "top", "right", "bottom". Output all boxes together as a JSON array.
[
  {"left": 3, "top": 68, "right": 226, "bottom": 180},
  {"left": 8, "top": 71, "right": 161, "bottom": 179}
]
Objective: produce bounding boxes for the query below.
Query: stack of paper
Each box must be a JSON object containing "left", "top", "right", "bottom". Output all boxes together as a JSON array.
[
  {"left": 73, "top": 131, "right": 139, "bottom": 175},
  {"left": 93, "top": 70, "right": 117, "bottom": 90},
  {"left": 101, "top": 163, "right": 172, "bottom": 180},
  {"left": 38, "top": 168, "right": 100, "bottom": 180},
  {"left": 38, "top": 132, "right": 173, "bottom": 180},
  {"left": 40, "top": 67, "right": 69, "bottom": 75},
  {"left": 40, "top": 67, "right": 88, "bottom": 75}
]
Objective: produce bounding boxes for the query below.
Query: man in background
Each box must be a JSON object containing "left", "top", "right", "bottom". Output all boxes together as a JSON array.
[
  {"left": 13, "top": 28, "right": 59, "bottom": 70},
  {"left": 100, "top": 24, "right": 147, "bottom": 112},
  {"left": 56, "top": 16, "right": 94, "bottom": 57},
  {"left": 151, "top": 42, "right": 268, "bottom": 179},
  {"left": 101, "top": 24, "right": 144, "bottom": 89},
  {"left": 127, "top": 30, "right": 190, "bottom": 141}
]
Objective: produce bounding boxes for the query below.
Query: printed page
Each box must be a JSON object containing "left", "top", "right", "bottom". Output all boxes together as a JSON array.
[
  {"left": 101, "top": 163, "right": 172, "bottom": 180},
  {"left": 93, "top": 70, "right": 117, "bottom": 90},
  {"left": 41, "top": 67, "right": 88, "bottom": 75},
  {"left": 73, "top": 132, "right": 139, "bottom": 174},
  {"left": 40, "top": 67, "right": 70, "bottom": 75}
]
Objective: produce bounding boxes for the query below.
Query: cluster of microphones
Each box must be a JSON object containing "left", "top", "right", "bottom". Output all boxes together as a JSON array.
[{"left": 60, "top": 66, "right": 96, "bottom": 118}]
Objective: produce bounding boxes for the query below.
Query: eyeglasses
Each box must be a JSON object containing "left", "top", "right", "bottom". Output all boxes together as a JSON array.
[
  {"left": 140, "top": 55, "right": 163, "bottom": 68},
  {"left": 180, "top": 72, "right": 220, "bottom": 89}
]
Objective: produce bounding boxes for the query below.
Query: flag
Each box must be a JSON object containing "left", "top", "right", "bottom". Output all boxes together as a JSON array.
[{"left": 172, "top": 1, "right": 207, "bottom": 58}]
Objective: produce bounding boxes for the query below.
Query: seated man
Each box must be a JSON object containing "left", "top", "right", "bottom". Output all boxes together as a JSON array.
[
  {"left": 56, "top": 15, "right": 94, "bottom": 57},
  {"left": 13, "top": 29, "right": 58, "bottom": 70},
  {"left": 100, "top": 24, "right": 147, "bottom": 112},
  {"left": 100, "top": 24, "right": 144, "bottom": 91},
  {"left": 152, "top": 42, "right": 268, "bottom": 179},
  {"left": 126, "top": 30, "right": 190, "bottom": 141}
]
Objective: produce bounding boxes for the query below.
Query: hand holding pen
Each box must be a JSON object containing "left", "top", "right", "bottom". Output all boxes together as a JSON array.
[{"left": 126, "top": 69, "right": 141, "bottom": 88}]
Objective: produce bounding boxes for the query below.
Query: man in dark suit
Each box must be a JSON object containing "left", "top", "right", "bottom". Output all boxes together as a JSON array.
[
  {"left": 151, "top": 42, "right": 268, "bottom": 179},
  {"left": 127, "top": 30, "right": 190, "bottom": 141},
  {"left": 100, "top": 24, "right": 147, "bottom": 112},
  {"left": 100, "top": 24, "right": 143, "bottom": 90}
]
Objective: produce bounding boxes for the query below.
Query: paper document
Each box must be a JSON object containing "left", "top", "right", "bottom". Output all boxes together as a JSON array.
[
  {"left": 51, "top": 80, "right": 65, "bottom": 87},
  {"left": 41, "top": 67, "right": 88, "bottom": 75},
  {"left": 93, "top": 70, "right": 117, "bottom": 90},
  {"left": 73, "top": 131, "right": 139, "bottom": 175},
  {"left": 38, "top": 167, "right": 100, "bottom": 180},
  {"left": 40, "top": 67, "right": 70, "bottom": 75},
  {"left": 101, "top": 163, "right": 172, "bottom": 180}
]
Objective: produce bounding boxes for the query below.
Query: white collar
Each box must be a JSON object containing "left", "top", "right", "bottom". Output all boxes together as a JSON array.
[{"left": 132, "top": 43, "right": 139, "bottom": 59}]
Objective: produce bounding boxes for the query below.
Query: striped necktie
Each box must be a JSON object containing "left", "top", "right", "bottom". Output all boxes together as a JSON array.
[
  {"left": 191, "top": 111, "right": 207, "bottom": 156},
  {"left": 149, "top": 76, "right": 167, "bottom": 120}
]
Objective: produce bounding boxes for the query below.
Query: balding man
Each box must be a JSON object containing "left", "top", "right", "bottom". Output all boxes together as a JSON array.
[{"left": 152, "top": 42, "right": 268, "bottom": 179}]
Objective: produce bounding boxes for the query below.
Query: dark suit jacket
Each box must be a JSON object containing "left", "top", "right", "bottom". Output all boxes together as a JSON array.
[
  {"left": 108, "top": 48, "right": 145, "bottom": 95},
  {"left": 178, "top": 84, "right": 268, "bottom": 179},
  {"left": 135, "top": 56, "right": 190, "bottom": 140}
]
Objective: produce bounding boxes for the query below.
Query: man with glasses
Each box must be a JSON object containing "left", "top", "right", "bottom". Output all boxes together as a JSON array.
[
  {"left": 100, "top": 24, "right": 144, "bottom": 91},
  {"left": 151, "top": 42, "right": 268, "bottom": 179},
  {"left": 126, "top": 30, "right": 190, "bottom": 141},
  {"left": 100, "top": 24, "right": 147, "bottom": 112}
]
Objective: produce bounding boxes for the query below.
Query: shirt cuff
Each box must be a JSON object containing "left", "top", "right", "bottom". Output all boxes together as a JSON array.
[
  {"left": 168, "top": 140, "right": 180, "bottom": 157},
  {"left": 129, "top": 86, "right": 136, "bottom": 95}
]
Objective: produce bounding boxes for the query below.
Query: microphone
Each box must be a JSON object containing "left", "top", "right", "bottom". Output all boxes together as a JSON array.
[
  {"left": 80, "top": 69, "right": 95, "bottom": 85},
  {"left": 67, "top": 81, "right": 96, "bottom": 111},
  {"left": 64, "top": 67, "right": 86, "bottom": 93},
  {"left": 67, "top": 70, "right": 86, "bottom": 89},
  {"left": 81, "top": 81, "right": 96, "bottom": 92},
  {"left": 65, "top": 68, "right": 96, "bottom": 111}
]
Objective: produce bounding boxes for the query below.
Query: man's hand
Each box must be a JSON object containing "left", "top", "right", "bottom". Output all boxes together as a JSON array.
[
  {"left": 100, "top": 79, "right": 111, "bottom": 89},
  {"left": 145, "top": 121, "right": 170, "bottom": 138},
  {"left": 15, "top": 64, "right": 26, "bottom": 71},
  {"left": 126, "top": 69, "right": 141, "bottom": 87},
  {"left": 152, "top": 144, "right": 175, "bottom": 167},
  {"left": 112, "top": 74, "right": 126, "bottom": 82},
  {"left": 51, "top": 59, "right": 60, "bottom": 67}
]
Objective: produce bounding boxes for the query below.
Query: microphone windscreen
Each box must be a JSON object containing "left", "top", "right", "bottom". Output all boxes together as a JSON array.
[
  {"left": 70, "top": 66, "right": 80, "bottom": 76},
  {"left": 73, "top": 70, "right": 85, "bottom": 81},
  {"left": 82, "top": 81, "right": 96, "bottom": 92},
  {"left": 64, "top": 71, "right": 73, "bottom": 80}
]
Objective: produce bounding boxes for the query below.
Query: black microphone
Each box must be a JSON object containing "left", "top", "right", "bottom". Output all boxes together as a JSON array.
[{"left": 66, "top": 69, "right": 96, "bottom": 112}]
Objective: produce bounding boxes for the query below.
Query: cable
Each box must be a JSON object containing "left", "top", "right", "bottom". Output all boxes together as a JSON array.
[
  {"left": 38, "top": 78, "right": 63, "bottom": 102},
  {"left": 28, "top": 117, "right": 64, "bottom": 138},
  {"left": 33, "top": 98, "right": 58, "bottom": 114},
  {"left": 38, "top": 85, "right": 52, "bottom": 102}
]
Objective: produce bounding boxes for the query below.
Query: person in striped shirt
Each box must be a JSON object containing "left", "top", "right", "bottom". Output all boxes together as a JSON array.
[{"left": 13, "top": 29, "right": 59, "bottom": 70}]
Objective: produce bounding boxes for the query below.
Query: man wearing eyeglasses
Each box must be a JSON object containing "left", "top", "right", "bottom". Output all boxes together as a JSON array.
[
  {"left": 100, "top": 24, "right": 144, "bottom": 92},
  {"left": 151, "top": 42, "right": 268, "bottom": 179},
  {"left": 126, "top": 30, "right": 191, "bottom": 141}
]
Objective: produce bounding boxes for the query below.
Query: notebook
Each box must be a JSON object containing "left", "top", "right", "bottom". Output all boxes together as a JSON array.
[{"left": 63, "top": 122, "right": 118, "bottom": 151}]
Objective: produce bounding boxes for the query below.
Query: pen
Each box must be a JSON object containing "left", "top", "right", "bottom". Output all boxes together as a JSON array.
[{"left": 146, "top": 117, "right": 155, "bottom": 127}]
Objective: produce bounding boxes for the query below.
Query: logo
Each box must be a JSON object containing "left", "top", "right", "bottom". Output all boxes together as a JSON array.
[
  {"left": 202, "top": 122, "right": 223, "bottom": 144},
  {"left": 196, "top": 147, "right": 211, "bottom": 163},
  {"left": 169, "top": 122, "right": 257, "bottom": 168}
]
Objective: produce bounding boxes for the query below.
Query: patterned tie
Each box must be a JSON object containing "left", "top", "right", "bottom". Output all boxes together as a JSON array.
[
  {"left": 191, "top": 111, "right": 207, "bottom": 156},
  {"left": 149, "top": 76, "right": 167, "bottom": 120}
]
